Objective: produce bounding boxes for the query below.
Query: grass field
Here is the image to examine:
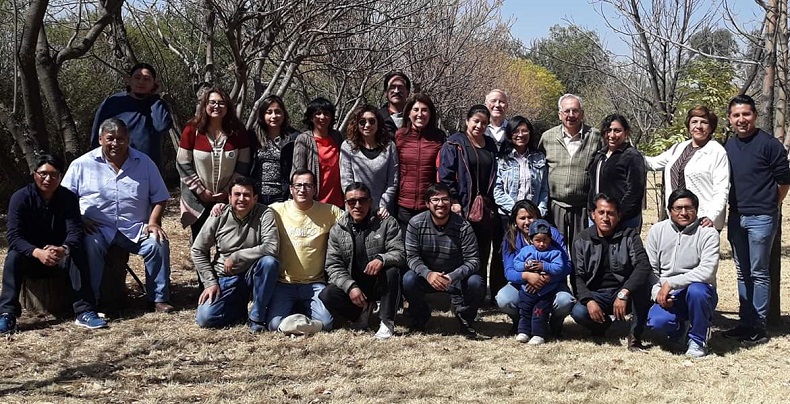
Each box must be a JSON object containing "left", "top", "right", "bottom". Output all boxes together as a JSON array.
[{"left": 2, "top": 177, "right": 790, "bottom": 403}]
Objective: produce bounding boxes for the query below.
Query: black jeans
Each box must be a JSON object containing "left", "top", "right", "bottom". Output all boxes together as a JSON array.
[
  {"left": 488, "top": 213, "right": 508, "bottom": 300},
  {"left": 318, "top": 266, "right": 401, "bottom": 324},
  {"left": 0, "top": 249, "right": 96, "bottom": 316},
  {"left": 570, "top": 286, "right": 650, "bottom": 338}
]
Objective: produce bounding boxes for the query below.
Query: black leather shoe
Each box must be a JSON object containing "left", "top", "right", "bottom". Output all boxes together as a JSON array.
[{"left": 627, "top": 333, "right": 645, "bottom": 351}]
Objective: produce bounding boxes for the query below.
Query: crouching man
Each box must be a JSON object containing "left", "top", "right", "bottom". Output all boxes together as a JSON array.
[
  {"left": 646, "top": 189, "right": 719, "bottom": 357},
  {"left": 193, "top": 176, "right": 279, "bottom": 332},
  {"left": 319, "top": 183, "right": 405, "bottom": 339}
]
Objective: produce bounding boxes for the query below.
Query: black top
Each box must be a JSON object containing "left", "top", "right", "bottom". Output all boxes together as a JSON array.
[
  {"left": 7, "top": 183, "right": 84, "bottom": 257},
  {"left": 587, "top": 144, "right": 646, "bottom": 221}
]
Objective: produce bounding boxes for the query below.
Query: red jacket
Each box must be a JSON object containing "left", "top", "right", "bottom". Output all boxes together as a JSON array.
[{"left": 395, "top": 126, "right": 445, "bottom": 210}]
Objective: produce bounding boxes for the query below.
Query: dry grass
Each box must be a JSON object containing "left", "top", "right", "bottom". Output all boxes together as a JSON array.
[{"left": 2, "top": 180, "right": 790, "bottom": 403}]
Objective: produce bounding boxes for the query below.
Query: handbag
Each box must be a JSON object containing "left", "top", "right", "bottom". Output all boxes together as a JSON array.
[{"left": 466, "top": 144, "right": 490, "bottom": 223}]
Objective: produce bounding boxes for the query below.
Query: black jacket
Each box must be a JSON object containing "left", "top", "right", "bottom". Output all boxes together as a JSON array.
[
  {"left": 7, "top": 183, "right": 84, "bottom": 256},
  {"left": 587, "top": 144, "right": 646, "bottom": 221},
  {"left": 572, "top": 225, "right": 651, "bottom": 304},
  {"left": 377, "top": 105, "right": 400, "bottom": 140}
]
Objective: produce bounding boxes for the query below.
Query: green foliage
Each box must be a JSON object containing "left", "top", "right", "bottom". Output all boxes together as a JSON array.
[
  {"left": 501, "top": 57, "right": 564, "bottom": 132},
  {"left": 641, "top": 58, "right": 737, "bottom": 156}
]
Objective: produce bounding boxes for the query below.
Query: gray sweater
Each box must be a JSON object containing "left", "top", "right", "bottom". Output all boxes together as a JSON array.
[
  {"left": 645, "top": 218, "right": 719, "bottom": 300},
  {"left": 191, "top": 203, "right": 279, "bottom": 288},
  {"left": 405, "top": 210, "right": 479, "bottom": 282},
  {"left": 339, "top": 139, "right": 399, "bottom": 214}
]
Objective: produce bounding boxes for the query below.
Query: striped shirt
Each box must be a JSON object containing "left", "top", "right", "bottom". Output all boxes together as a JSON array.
[{"left": 405, "top": 210, "right": 479, "bottom": 282}]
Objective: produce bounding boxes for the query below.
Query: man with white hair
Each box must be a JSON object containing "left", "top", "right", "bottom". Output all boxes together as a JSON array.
[
  {"left": 538, "top": 94, "right": 603, "bottom": 246},
  {"left": 485, "top": 89, "right": 509, "bottom": 152}
]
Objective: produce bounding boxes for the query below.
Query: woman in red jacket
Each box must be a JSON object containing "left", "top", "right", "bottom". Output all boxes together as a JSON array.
[{"left": 394, "top": 93, "right": 446, "bottom": 230}]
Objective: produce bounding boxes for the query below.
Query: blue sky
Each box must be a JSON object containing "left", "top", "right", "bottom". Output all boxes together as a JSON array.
[{"left": 500, "top": 0, "right": 765, "bottom": 55}]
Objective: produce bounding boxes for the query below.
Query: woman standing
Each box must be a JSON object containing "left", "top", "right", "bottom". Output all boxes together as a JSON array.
[
  {"left": 491, "top": 115, "right": 549, "bottom": 301},
  {"left": 292, "top": 97, "right": 344, "bottom": 207},
  {"left": 645, "top": 106, "right": 729, "bottom": 229},
  {"left": 177, "top": 87, "right": 250, "bottom": 239},
  {"left": 395, "top": 93, "right": 445, "bottom": 229},
  {"left": 587, "top": 114, "right": 646, "bottom": 230},
  {"left": 340, "top": 104, "right": 399, "bottom": 218},
  {"left": 494, "top": 200, "right": 575, "bottom": 335},
  {"left": 250, "top": 95, "right": 300, "bottom": 205},
  {"left": 438, "top": 105, "right": 498, "bottom": 294}
]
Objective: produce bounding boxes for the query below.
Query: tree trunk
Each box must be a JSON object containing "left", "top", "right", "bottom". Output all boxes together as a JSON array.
[{"left": 17, "top": 0, "right": 50, "bottom": 165}]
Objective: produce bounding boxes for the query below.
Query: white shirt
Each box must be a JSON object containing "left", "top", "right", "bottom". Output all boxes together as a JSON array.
[{"left": 562, "top": 128, "right": 583, "bottom": 157}]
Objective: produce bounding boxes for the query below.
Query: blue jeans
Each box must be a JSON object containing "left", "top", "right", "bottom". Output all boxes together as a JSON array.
[
  {"left": 84, "top": 230, "right": 170, "bottom": 303},
  {"left": 195, "top": 256, "right": 279, "bottom": 328},
  {"left": 647, "top": 283, "right": 718, "bottom": 346},
  {"left": 401, "top": 270, "right": 485, "bottom": 325},
  {"left": 727, "top": 213, "right": 778, "bottom": 329},
  {"left": 266, "top": 282, "right": 332, "bottom": 331},
  {"left": 495, "top": 283, "right": 575, "bottom": 324},
  {"left": 570, "top": 287, "right": 649, "bottom": 337}
]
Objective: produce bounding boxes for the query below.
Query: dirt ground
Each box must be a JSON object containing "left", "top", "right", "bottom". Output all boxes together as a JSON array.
[{"left": 2, "top": 178, "right": 790, "bottom": 403}]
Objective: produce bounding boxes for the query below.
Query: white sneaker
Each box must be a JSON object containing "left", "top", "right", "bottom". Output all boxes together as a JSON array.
[
  {"left": 515, "top": 333, "right": 529, "bottom": 343},
  {"left": 528, "top": 336, "right": 545, "bottom": 345},
  {"left": 685, "top": 339, "right": 708, "bottom": 358},
  {"left": 374, "top": 320, "right": 395, "bottom": 340},
  {"left": 278, "top": 314, "right": 323, "bottom": 336}
]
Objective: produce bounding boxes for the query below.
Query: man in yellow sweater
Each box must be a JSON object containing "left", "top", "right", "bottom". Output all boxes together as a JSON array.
[{"left": 267, "top": 169, "right": 344, "bottom": 331}]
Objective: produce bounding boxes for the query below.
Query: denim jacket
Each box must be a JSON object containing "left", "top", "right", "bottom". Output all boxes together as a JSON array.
[{"left": 493, "top": 150, "right": 549, "bottom": 216}]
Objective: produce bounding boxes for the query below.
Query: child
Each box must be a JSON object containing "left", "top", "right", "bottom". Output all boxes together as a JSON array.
[{"left": 512, "top": 219, "right": 570, "bottom": 344}]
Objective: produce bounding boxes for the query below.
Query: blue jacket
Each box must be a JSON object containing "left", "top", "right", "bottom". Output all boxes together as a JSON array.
[
  {"left": 513, "top": 245, "right": 570, "bottom": 296},
  {"left": 438, "top": 132, "right": 498, "bottom": 217},
  {"left": 502, "top": 226, "right": 568, "bottom": 291},
  {"left": 493, "top": 149, "right": 549, "bottom": 216}
]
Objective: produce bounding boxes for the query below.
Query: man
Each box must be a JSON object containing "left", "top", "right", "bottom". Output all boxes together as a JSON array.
[
  {"left": 63, "top": 118, "right": 174, "bottom": 313},
  {"left": 377, "top": 71, "right": 411, "bottom": 138},
  {"left": 723, "top": 94, "right": 790, "bottom": 344},
  {"left": 485, "top": 89, "right": 510, "bottom": 301},
  {"left": 318, "top": 183, "right": 405, "bottom": 339},
  {"left": 401, "top": 183, "right": 487, "bottom": 339},
  {"left": 92, "top": 63, "right": 173, "bottom": 167},
  {"left": 485, "top": 89, "right": 509, "bottom": 152},
  {"left": 266, "top": 169, "right": 344, "bottom": 332},
  {"left": 570, "top": 193, "right": 651, "bottom": 350},
  {"left": 192, "top": 176, "right": 280, "bottom": 332},
  {"left": 538, "top": 94, "right": 602, "bottom": 244},
  {"left": 646, "top": 189, "right": 719, "bottom": 357},
  {"left": 0, "top": 154, "right": 107, "bottom": 334}
]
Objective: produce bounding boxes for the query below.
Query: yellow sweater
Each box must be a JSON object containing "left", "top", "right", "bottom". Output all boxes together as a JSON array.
[{"left": 270, "top": 200, "right": 343, "bottom": 283}]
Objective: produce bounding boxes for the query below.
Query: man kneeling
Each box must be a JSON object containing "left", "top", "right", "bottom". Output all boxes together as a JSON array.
[
  {"left": 646, "top": 189, "right": 719, "bottom": 357},
  {"left": 193, "top": 177, "right": 279, "bottom": 332},
  {"left": 319, "top": 183, "right": 405, "bottom": 339}
]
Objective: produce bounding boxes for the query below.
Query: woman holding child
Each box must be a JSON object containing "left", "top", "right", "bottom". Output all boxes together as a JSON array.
[{"left": 494, "top": 199, "right": 576, "bottom": 337}]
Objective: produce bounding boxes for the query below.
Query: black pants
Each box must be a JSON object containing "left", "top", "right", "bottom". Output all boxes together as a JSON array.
[
  {"left": 488, "top": 213, "right": 508, "bottom": 299},
  {"left": 0, "top": 249, "right": 96, "bottom": 316},
  {"left": 470, "top": 216, "right": 493, "bottom": 292},
  {"left": 396, "top": 206, "right": 425, "bottom": 236},
  {"left": 318, "top": 266, "right": 401, "bottom": 323},
  {"left": 570, "top": 286, "right": 650, "bottom": 338}
]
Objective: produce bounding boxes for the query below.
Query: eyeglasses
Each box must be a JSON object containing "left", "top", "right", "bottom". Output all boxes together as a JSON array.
[
  {"left": 512, "top": 130, "right": 530, "bottom": 138},
  {"left": 35, "top": 171, "right": 60, "bottom": 180},
  {"left": 358, "top": 118, "right": 377, "bottom": 126},
  {"left": 670, "top": 205, "right": 696, "bottom": 213},
  {"left": 207, "top": 100, "right": 227, "bottom": 107},
  {"left": 291, "top": 183, "right": 314, "bottom": 190},
  {"left": 429, "top": 197, "right": 451, "bottom": 204},
  {"left": 345, "top": 197, "right": 370, "bottom": 206},
  {"left": 560, "top": 108, "right": 581, "bottom": 116}
]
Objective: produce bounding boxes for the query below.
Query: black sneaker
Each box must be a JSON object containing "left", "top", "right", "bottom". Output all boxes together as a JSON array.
[
  {"left": 740, "top": 328, "right": 769, "bottom": 345},
  {"left": 456, "top": 314, "right": 491, "bottom": 340},
  {"left": 722, "top": 325, "right": 752, "bottom": 339}
]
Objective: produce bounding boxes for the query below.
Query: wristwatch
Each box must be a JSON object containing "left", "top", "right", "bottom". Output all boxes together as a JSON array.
[{"left": 616, "top": 290, "right": 629, "bottom": 301}]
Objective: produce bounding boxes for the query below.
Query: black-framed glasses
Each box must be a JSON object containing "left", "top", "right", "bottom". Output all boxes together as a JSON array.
[
  {"left": 429, "top": 197, "right": 450, "bottom": 204},
  {"left": 345, "top": 197, "right": 370, "bottom": 206},
  {"left": 670, "top": 205, "right": 696, "bottom": 213},
  {"left": 207, "top": 100, "right": 227, "bottom": 107},
  {"left": 35, "top": 171, "right": 61, "bottom": 180},
  {"left": 291, "top": 183, "right": 314, "bottom": 190}
]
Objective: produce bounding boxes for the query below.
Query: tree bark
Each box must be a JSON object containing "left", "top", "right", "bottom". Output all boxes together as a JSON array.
[{"left": 17, "top": 0, "right": 50, "bottom": 164}]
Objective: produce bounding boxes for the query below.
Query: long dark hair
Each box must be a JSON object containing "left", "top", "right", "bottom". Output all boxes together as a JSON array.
[
  {"left": 191, "top": 86, "right": 246, "bottom": 135},
  {"left": 499, "top": 115, "right": 538, "bottom": 159},
  {"left": 254, "top": 95, "right": 291, "bottom": 146},
  {"left": 504, "top": 199, "right": 543, "bottom": 253},
  {"left": 345, "top": 104, "right": 388, "bottom": 150},
  {"left": 401, "top": 93, "right": 438, "bottom": 130}
]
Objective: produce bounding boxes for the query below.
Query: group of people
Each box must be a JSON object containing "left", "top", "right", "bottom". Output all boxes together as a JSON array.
[{"left": 1, "top": 64, "right": 788, "bottom": 359}]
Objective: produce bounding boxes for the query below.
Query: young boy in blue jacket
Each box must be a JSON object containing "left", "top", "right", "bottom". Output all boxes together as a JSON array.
[{"left": 513, "top": 219, "right": 571, "bottom": 344}]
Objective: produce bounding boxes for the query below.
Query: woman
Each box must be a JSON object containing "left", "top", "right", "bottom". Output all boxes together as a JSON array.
[
  {"left": 438, "top": 105, "right": 498, "bottom": 292},
  {"left": 587, "top": 114, "right": 646, "bottom": 230},
  {"left": 491, "top": 115, "right": 549, "bottom": 304},
  {"left": 177, "top": 87, "right": 250, "bottom": 239},
  {"left": 395, "top": 93, "right": 446, "bottom": 229},
  {"left": 292, "top": 97, "right": 344, "bottom": 207},
  {"left": 645, "top": 106, "right": 730, "bottom": 229},
  {"left": 494, "top": 199, "right": 575, "bottom": 335},
  {"left": 249, "top": 95, "right": 300, "bottom": 205},
  {"left": 340, "top": 104, "right": 399, "bottom": 218}
]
